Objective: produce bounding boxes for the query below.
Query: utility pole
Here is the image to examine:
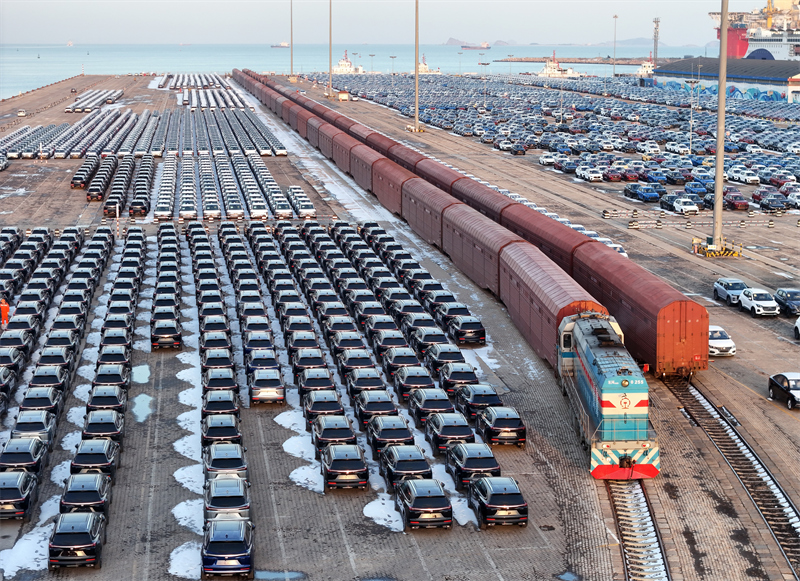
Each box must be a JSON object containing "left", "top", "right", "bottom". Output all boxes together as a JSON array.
[
  {"left": 613, "top": 14, "right": 618, "bottom": 78},
  {"left": 713, "top": 0, "right": 729, "bottom": 250},
  {"left": 414, "top": 0, "right": 420, "bottom": 132},
  {"left": 390, "top": 55, "right": 396, "bottom": 90},
  {"left": 653, "top": 17, "right": 661, "bottom": 67},
  {"left": 687, "top": 77, "right": 698, "bottom": 152},
  {"left": 508, "top": 55, "right": 513, "bottom": 75},
  {"left": 290, "top": 0, "right": 293, "bottom": 76},
  {"left": 369, "top": 53, "right": 375, "bottom": 73},
  {"left": 458, "top": 52, "right": 463, "bottom": 75},
  {"left": 328, "top": 0, "right": 332, "bottom": 97}
]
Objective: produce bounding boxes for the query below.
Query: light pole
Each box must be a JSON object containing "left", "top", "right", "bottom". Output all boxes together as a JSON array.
[
  {"left": 713, "top": 0, "right": 729, "bottom": 250},
  {"left": 290, "top": 0, "right": 293, "bottom": 77},
  {"left": 613, "top": 14, "right": 618, "bottom": 78},
  {"left": 479, "top": 60, "right": 489, "bottom": 109},
  {"left": 508, "top": 55, "right": 513, "bottom": 75},
  {"left": 458, "top": 51, "right": 463, "bottom": 75},
  {"left": 328, "top": 0, "right": 332, "bottom": 97},
  {"left": 390, "top": 55, "right": 396, "bottom": 90},
  {"left": 687, "top": 78, "right": 698, "bottom": 152},
  {"left": 369, "top": 53, "right": 375, "bottom": 73},
  {"left": 414, "top": 0, "right": 420, "bottom": 132}
]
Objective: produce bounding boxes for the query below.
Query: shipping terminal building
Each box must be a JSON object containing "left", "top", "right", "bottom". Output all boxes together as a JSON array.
[{"left": 652, "top": 56, "right": 800, "bottom": 103}]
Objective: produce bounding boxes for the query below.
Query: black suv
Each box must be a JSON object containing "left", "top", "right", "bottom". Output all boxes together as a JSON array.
[
  {"left": 320, "top": 444, "right": 368, "bottom": 490},
  {"left": 425, "top": 412, "right": 475, "bottom": 455},
  {"left": 408, "top": 387, "right": 454, "bottom": 425},
  {"left": 468, "top": 476, "right": 528, "bottom": 528},
  {"left": 454, "top": 384, "right": 503, "bottom": 420},
  {"left": 394, "top": 479, "right": 452, "bottom": 531},
  {"left": 0, "top": 470, "right": 38, "bottom": 521},
  {"left": 476, "top": 406, "right": 527, "bottom": 448},
  {"left": 378, "top": 444, "right": 432, "bottom": 491},
  {"left": 394, "top": 366, "right": 435, "bottom": 401},
  {"left": 311, "top": 415, "right": 357, "bottom": 458},
  {"left": 60, "top": 473, "right": 113, "bottom": 514},
  {"left": 447, "top": 316, "right": 486, "bottom": 345},
  {"left": 445, "top": 443, "right": 501, "bottom": 490},
  {"left": 48, "top": 512, "right": 107, "bottom": 570},
  {"left": 354, "top": 390, "right": 398, "bottom": 426},
  {"left": 366, "top": 415, "right": 414, "bottom": 453},
  {"left": 71, "top": 439, "right": 121, "bottom": 483},
  {"left": 0, "top": 437, "right": 49, "bottom": 475}
]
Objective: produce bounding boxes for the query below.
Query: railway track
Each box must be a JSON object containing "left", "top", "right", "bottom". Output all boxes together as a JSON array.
[
  {"left": 607, "top": 480, "right": 671, "bottom": 581},
  {"left": 663, "top": 377, "right": 800, "bottom": 578}
]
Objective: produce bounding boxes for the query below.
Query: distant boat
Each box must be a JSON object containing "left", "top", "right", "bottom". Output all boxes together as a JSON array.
[
  {"left": 271, "top": 42, "right": 290, "bottom": 48},
  {"left": 461, "top": 42, "right": 491, "bottom": 50},
  {"left": 67, "top": 41, "right": 73, "bottom": 47},
  {"left": 37, "top": 54, "right": 40, "bottom": 59}
]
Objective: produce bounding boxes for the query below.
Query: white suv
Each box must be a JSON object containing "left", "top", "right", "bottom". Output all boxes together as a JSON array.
[
  {"left": 708, "top": 325, "right": 736, "bottom": 356},
  {"left": 739, "top": 288, "right": 780, "bottom": 317},
  {"left": 673, "top": 198, "right": 699, "bottom": 215},
  {"left": 795, "top": 316, "right": 800, "bottom": 340}
]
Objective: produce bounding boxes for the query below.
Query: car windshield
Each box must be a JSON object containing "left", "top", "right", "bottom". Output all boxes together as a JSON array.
[
  {"left": 464, "top": 458, "right": 500, "bottom": 469},
  {"left": 395, "top": 460, "right": 429, "bottom": 472},
  {"left": 423, "top": 399, "right": 451, "bottom": 408},
  {"left": 727, "top": 282, "right": 746, "bottom": 290},
  {"left": 709, "top": 330, "right": 730, "bottom": 340},
  {"left": 206, "top": 541, "right": 247, "bottom": 555},
  {"left": 1, "top": 453, "right": 33, "bottom": 463},
  {"left": 789, "top": 379, "right": 800, "bottom": 391},
  {"left": 449, "top": 372, "right": 476, "bottom": 381},
  {"left": 74, "top": 453, "right": 108, "bottom": 464},
  {"left": 440, "top": 426, "right": 472, "bottom": 436},
  {"left": 52, "top": 533, "right": 93, "bottom": 547},
  {"left": 303, "top": 378, "right": 333, "bottom": 387},
  {"left": 0, "top": 488, "right": 23, "bottom": 500},
  {"left": 210, "top": 458, "right": 244, "bottom": 469},
  {"left": 208, "top": 426, "right": 238, "bottom": 436},
  {"left": 312, "top": 402, "right": 341, "bottom": 411},
  {"left": 785, "top": 292, "right": 800, "bottom": 300},
  {"left": 379, "top": 429, "right": 410, "bottom": 439},
  {"left": 63, "top": 491, "right": 101, "bottom": 503},
  {"left": 329, "top": 459, "right": 364, "bottom": 471},
  {"left": 321, "top": 429, "right": 354, "bottom": 438},
  {"left": 753, "top": 293, "right": 772, "bottom": 301},
  {"left": 412, "top": 496, "right": 449, "bottom": 510},
  {"left": 395, "top": 356, "right": 418, "bottom": 365},
  {"left": 494, "top": 418, "right": 524, "bottom": 428},
  {"left": 212, "top": 494, "right": 245, "bottom": 507},
  {"left": 488, "top": 493, "right": 526, "bottom": 506}
]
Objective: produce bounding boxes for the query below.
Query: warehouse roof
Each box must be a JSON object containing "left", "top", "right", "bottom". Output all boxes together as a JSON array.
[{"left": 654, "top": 57, "right": 800, "bottom": 82}]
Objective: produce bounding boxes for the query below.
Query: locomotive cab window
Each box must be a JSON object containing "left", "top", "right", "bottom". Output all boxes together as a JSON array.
[{"left": 562, "top": 333, "right": 572, "bottom": 349}]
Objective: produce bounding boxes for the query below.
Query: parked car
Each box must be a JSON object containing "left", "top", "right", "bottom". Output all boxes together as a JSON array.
[
  {"left": 768, "top": 373, "right": 800, "bottom": 409},
  {"left": 739, "top": 288, "right": 780, "bottom": 317},
  {"left": 713, "top": 277, "right": 747, "bottom": 306},
  {"left": 708, "top": 325, "right": 736, "bottom": 357}
]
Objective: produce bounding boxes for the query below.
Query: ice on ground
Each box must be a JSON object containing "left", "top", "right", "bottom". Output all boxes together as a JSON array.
[
  {"left": 461, "top": 342, "right": 499, "bottom": 379},
  {"left": 131, "top": 364, "right": 151, "bottom": 384},
  {"left": 131, "top": 393, "right": 154, "bottom": 422},
  {"left": 432, "top": 463, "right": 476, "bottom": 526},
  {"left": 172, "top": 498, "right": 204, "bottom": 535},
  {"left": 283, "top": 434, "right": 316, "bottom": 462},
  {"left": 0, "top": 522, "right": 53, "bottom": 577},
  {"left": 134, "top": 325, "right": 149, "bottom": 338},
  {"left": 38, "top": 494, "right": 60, "bottom": 525},
  {"left": 168, "top": 541, "right": 202, "bottom": 580},
  {"left": 136, "top": 311, "right": 152, "bottom": 322},
  {"left": 275, "top": 408, "right": 307, "bottom": 433},
  {"left": 90, "top": 306, "right": 107, "bottom": 322},
  {"left": 174, "top": 464, "right": 204, "bottom": 494},
  {"left": 60, "top": 430, "right": 82, "bottom": 452},
  {"left": 290, "top": 462, "right": 324, "bottom": 494},
  {"left": 72, "top": 383, "right": 92, "bottom": 403},
  {"left": 4, "top": 407, "right": 18, "bottom": 429},
  {"left": 50, "top": 460, "right": 71, "bottom": 487},
  {"left": 81, "top": 346, "right": 99, "bottom": 363},
  {"left": 133, "top": 339, "right": 152, "bottom": 353},
  {"left": 86, "top": 332, "right": 102, "bottom": 347},
  {"left": 363, "top": 492, "right": 404, "bottom": 532},
  {"left": 175, "top": 434, "right": 201, "bottom": 462},
  {"left": 66, "top": 406, "right": 85, "bottom": 428},
  {"left": 179, "top": 385, "right": 202, "bottom": 409},
  {"left": 76, "top": 364, "right": 96, "bottom": 382}
]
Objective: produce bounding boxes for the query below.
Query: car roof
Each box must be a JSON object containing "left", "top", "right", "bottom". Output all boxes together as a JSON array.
[
  {"left": 486, "top": 406, "right": 520, "bottom": 419},
  {"left": 77, "top": 439, "right": 112, "bottom": 452},
  {"left": 209, "top": 519, "right": 246, "bottom": 540},
  {"left": 0, "top": 471, "right": 27, "bottom": 487},
  {"left": 483, "top": 476, "right": 521, "bottom": 494},
  {"left": 210, "top": 477, "right": 246, "bottom": 495},
  {"left": 318, "top": 415, "right": 350, "bottom": 427},
  {"left": 2, "top": 437, "right": 39, "bottom": 452},
  {"left": 328, "top": 444, "right": 362, "bottom": 458},
  {"left": 376, "top": 416, "right": 407, "bottom": 428},
  {"left": 66, "top": 473, "right": 104, "bottom": 491},
  {"left": 206, "top": 414, "right": 238, "bottom": 426},
  {"left": 458, "top": 443, "right": 495, "bottom": 457},
  {"left": 406, "top": 479, "right": 445, "bottom": 496},
  {"left": 55, "top": 511, "right": 94, "bottom": 532}
]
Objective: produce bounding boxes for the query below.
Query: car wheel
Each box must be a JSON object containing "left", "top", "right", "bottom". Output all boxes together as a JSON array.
[
  {"left": 739, "top": 302, "right": 744, "bottom": 312},
  {"left": 751, "top": 308, "right": 757, "bottom": 318},
  {"left": 726, "top": 296, "right": 732, "bottom": 307},
  {"left": 201, "top": 572, "right": 209, "bottom": 581},
  {"left": 789, "top": 398, "right": 795, "bottom": 411},
  {"left": 713, "top": 289, "right": 719, "bottom": 300},
  {"left": 247, "top": 568, "right": 255, "bottom": 580},
  {"left": 769, "top": 386, "right": 775, "bottom": 400},
  {"left": 794, "top": 327, "right": 800, "bottom": 340}
]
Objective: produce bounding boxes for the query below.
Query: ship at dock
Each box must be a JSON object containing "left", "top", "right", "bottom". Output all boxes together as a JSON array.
[
  {"left": 271, "top": 42, "right": 290, "bottom": 48},
  {"left": 536, "top": 52, "right": 584, "bottom": 79},
  {"left": 711, "top": 0, "right": 800, "bottom": 60},
  {"left": 461, "top": 42, "right": 490, "bottom": 50}
]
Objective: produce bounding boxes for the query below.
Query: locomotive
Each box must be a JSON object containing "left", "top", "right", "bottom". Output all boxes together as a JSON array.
[{"left": 557, "top": 312, "right": 660, "bottom": 480}]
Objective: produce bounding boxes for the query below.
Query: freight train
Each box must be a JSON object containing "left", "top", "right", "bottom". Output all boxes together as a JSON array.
[
  {"left": 558, "top": 312, "right": 659, "bottom": 480},
  {"left": 235, "top": 68, "right": 709, "bottom": 378},
  {"left": 231, "top": 69, "right": 678, "bottom": 479}
]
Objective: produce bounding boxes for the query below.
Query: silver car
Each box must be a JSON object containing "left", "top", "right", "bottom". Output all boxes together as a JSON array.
[
  {"left": 203, "top": 476, "right": 251, "bottom": 520},
  {"left": 202, "top": 442, "right": 249, "bottom": 481},
  {"left": 12, "top": 410, "right": 57, "bottom": 450}
]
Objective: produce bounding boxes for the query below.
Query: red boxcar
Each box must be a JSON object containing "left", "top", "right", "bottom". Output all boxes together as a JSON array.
[
  {"left": 296, "top": 109, "right": 314, "bottom": 140},
  {"left": 307, "top": 117, "right": 325, "bottom": 149},
  {"left": 442, "top": 205, "right": 525, "bottom": 296},
  {"left": 334, "top": 115, "right": 358, "bottom": 134},
  {"left": 415, "top": 159, "right": 465, "bottom": 194},
  {"left": 288, "top": 104, "right": 301, "bottom": 131},
  {"left": 571, "top": 243, "right": 709, "bottom": 376},
  {"left": 281, "top": 100, "right": 295, "bottom": 125},
  {"left": 450, "top": 180, "right": 516, "bottom": 223},
  {"left": 318, "top": 124, "right": 343, "bottom": 160},
  {"left": 332, "top": 133, "right": 360, "bottom": 175},
  {"left": 500, "top": 204, "right": 595, "bottom": 275},
  {"left": 499, "top": 244, "right": 608, "bottom": 368},
  {"left": 401, "top": 178, "right": 461, "bottom": 248},
  {"left": 322, "top": 109, "right": 343, "bottom": 127},
  {"left": 387, "top": 144, "right": 427, "bottom": 173},
  {"left": 273, "top": 96, "right": 287, "bottom": 116},
  {"left": 350, "top": 124, "right": 377, "bottom": 144},
  {"left": 312, "top": 103, "right": 329, "bottom": 118},
  {"left": 350, "top": 145, "right": 384, "bottom": 193},
  {"left": 366, "top": 133, "right": 397, "bottom": 157},
  {"left": 372, "top": 159, "right": 413, "bottom": 217}
]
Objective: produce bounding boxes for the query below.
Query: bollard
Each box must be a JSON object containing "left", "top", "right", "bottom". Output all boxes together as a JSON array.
[
  {"left": 632, "top": 209, "right": 639, "bottom": 219},
  {"left": 740, "top": 220, "right": 746, "bottom": 228},
  {"left": 776, "top": 209, "right": 783, "bottom": 217},
  {"left": 748, "top": 210, "right": 755, "bottom": 217},
  {"left": 797, "top": 219, "right": 800, "bottom": 228},
  {"left": 686, "top": 220, "right": 693, "bottom": 229},
  {"left": 660, "top": 210, "right": 666, "bottom": 219},
  {"left": 656, "top": 220, "right": 663, "bottom": 229},
  {"left": 628, "top": 220, "right": 639, "bottom": 230},
  {"left": 768, "top": 219, "right": 774, "bottom": 228},
  {"left": 602, "top": 209, "right": 611, "bottom": 219}
]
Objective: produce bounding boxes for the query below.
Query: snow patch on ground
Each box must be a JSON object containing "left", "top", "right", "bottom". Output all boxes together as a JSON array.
[
  {"left": 131, "top": 364, "right": 151, "bottom": 384},
  {"left": 60, "top": 430, "right": 81, "bottom": 452},
  {"left": 168, "top": 541, "right": 201, "bottom": 580},
  {"left": 172, "top": 498, "right": 204, "bottom": 535},
  {"left": 283, "top": 434, "right": 316, "bottom": 462},
  {"left": 432, "top": 463, "right": 476, "bottom": 526},
  {"left": 133, "top": 339, "right": 152, "bottom": 353},
  {"left": 37, "top": 494, "right": 61, "bottom": 525},
  {"left": 77, "top": 364, "right": 96, "bottom": 381},
  {"left": 174, "top": 434, "right": 201, "bottom": 462},
  {"left": 174, "top": 464, "right": 204, "bottom": 494},
  {"left": 50, "top": 460, "right": 71, "bottom": 487},
  {"left": 363, "top": 492, "right": 404, "bottom": 531},
  {"left": 0, "top": 523, "right": 53, "bottom": 577},
  {"left": 66, "top": 406, "right": 85, "bottom": 427},
  {"left": 290, "top": 463, "right": 324, "bottom": 494}
]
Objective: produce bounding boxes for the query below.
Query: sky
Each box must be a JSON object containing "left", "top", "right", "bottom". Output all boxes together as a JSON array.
[{"left": 0, "top": 0, "right": 766, "bottom": 47}]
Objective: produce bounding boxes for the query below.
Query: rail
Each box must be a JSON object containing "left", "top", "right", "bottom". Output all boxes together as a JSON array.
[
  {"left": 662, "top": 377, "right": 800, "bottom": 578},
  {"left": 607, "top": 480, "right": 671, "bottom": 581}
]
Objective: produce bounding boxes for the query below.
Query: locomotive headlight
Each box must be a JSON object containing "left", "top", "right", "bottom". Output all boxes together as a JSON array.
[
  {"left": 621, "top": 380, "right": 629, "bottom": 387},
  {"left": 641, "top": 443, "right": 650, "bottom": 449}
]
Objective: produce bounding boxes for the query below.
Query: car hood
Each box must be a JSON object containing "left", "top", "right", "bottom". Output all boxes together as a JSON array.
[{"left": 708, "top": 338, "right": 735, "bottom": 349}]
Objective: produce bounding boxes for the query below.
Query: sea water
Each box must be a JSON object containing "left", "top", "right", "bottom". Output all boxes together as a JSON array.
[{"left": 0, "top": 43, "right": 698, "bottom": 99}]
